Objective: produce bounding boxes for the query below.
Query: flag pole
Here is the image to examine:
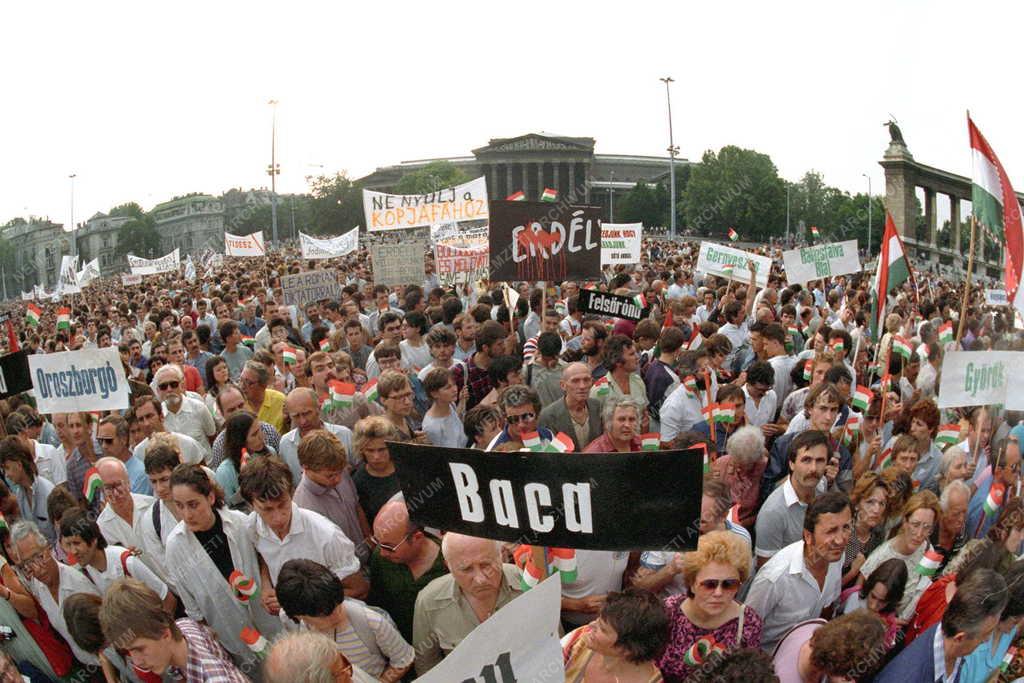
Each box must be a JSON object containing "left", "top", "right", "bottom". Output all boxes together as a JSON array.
[{"left": 955, "top": 216, "right": 978, "bottom": 345}]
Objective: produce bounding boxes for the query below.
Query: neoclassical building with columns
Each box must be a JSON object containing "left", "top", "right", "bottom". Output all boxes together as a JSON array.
[{"left": 357, "top": 133, "right": 689, "bottom": 221}]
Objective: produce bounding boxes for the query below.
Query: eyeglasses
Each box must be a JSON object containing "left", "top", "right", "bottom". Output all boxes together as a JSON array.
[
  {"left": 97, "top": 436, "right": 117, "bottom": 444},
  {"left": 371, "top": 532, "right": 412, "bottom": 553},
  {"left": 157, "top": 381, "right": 180, "bottom": 391},
  {"left": 906, "top": 520, "right": 934, "bottom": 533},
  {"left": 696, "top": 578, "right": 741, "bottom": 592},
  {"left": 506, "top": 412, "right": 536, "bottom": 424},
  {"left": 386, "top": 391, "right": 413, "bottom": 402}
]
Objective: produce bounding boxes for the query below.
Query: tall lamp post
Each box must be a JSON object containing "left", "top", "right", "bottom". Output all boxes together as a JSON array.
[
  {"left": 267, "top": 100, "right": 280, "bottom": 249},
  {"left": 69, "top": 173, "right": 77, "bottom": 257},
  {"left": 863, "top": 173, "right": 872, "bottom": 257},
  {"left": 609, "top": 169, "right": 615, "bottom": 222},
  {"left": 660, "top": 77, "right": 678, "bottom": 239}
]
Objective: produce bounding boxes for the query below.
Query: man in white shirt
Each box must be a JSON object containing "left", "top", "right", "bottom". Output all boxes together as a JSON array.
[
  {"left": 746, "top": 491, "right": 851, "bottom": 653},
  {"left": 743, "top": 361, "right": 779, "bottom": 431},
  {"left": 130, "top": 396, "right": 207, "bottom": 466},
  {"left": 155, "top": 365, "right": 216, "bottom": 462}
]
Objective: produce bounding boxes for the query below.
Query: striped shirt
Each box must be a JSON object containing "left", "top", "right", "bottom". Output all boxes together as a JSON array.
[{"left": 331, "top": 606, "right": 415, "bottom": 677}]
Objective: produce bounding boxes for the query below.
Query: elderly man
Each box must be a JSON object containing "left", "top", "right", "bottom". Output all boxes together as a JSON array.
[
  {"left": 209, "top": 385, "right": 281, "bottom": 469},
  {"left": 278, "top": 387, "right": 355, "bottom": 483},
  {"left": 9, "top": 520, "right": 102, "bottom": 668},
  {"left": 97, "top": 414, "right": 152, "bottom": 495},
  {"left": 265, "top": 631, "right": 376, "bottom": 683},
  {"left": 94, "top": 456, "right": 158, "bottom": 551},
  {"left": 538, "top": 362, "right": 604, "bottom": 452},
  {"left": 967, "top": 437, "right": 1021, "bottom": 537},
  {"left": 412, "top": 533, "right": 523, "bottom": 675},
  {"left": 485, "top": 385, "right": 552, "bottom": 450},
  {"left": 930, "top": 479, "right": 970, "bottom": 573},
  {"left": 240, "top": 360, "right": 287, "bottom": 433},
  {"left": 165, "top": 337, "right": 204, "bottom": 394},
  {"left": 711, "top": 425, "right": 768, "bottom": 530},
  {"left": 154, "top": 364, "right": 216, "bottom": 462},
  {"left": 367, "top": 501, "right": 448, "bottom": 642},
  {"left": 130, "top": 396, "right": 206, "bottom": 465},
  {"left": 583, "top": 397, "right": 644, "bottom": 453}
]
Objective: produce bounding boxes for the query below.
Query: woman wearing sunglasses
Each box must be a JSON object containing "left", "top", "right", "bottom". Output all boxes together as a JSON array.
[{"left": 656, "top": 531, "right": 762, "bottom": 682}]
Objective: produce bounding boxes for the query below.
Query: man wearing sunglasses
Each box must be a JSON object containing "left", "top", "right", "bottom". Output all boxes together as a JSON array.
[
  {"left": 484, "top": 385, "right": 550, "bottom": 451},
  {"left": 154, "top": 365, "right": 215, "bottom": 464}
]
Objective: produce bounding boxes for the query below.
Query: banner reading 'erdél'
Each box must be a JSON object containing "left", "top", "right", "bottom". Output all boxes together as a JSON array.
[{"left": 488, "top": 201, "right": 602, "bottom": 282}]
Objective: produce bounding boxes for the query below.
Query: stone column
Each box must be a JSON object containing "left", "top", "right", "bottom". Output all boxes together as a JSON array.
[
  {"left": 924, "top": 188, "right": 938, "bottom": 262},
  {"left": 503, "top": 163, "right": 512, "bottom": 199},
  {"left": 568, "top": 162, "right": 580, "bottom": 201},
  {"left": 553, "top": 162, "right": 560, "bottom": 198},
  {"left": 950, "top": 195, "right": 961, "bottom": 256},
  {"left": 583, "top": 161, "right": 592, "bottom": 203},
  {"left": 880, "top": 154, "right": 918, "bottom": 241},
  {"left": 536, "top": 162, "right": 544, "bottom": 197}
]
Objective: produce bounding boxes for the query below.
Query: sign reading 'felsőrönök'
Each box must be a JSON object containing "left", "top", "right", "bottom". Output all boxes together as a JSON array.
[
  {"left": 28, "top": 347, "right": 130, "bottom": 413},
  {"left": 578, "top": 289, "right": 648, "bottom": 322}
]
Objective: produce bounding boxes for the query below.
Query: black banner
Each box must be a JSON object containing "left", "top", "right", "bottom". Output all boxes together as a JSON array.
[
  {"left": 389, "top": 443, "right": 703, "bottom": 551},
  {"left": 578, "top": 289, "right": 648, "bottom": 322},
  {"left": 0, "top": 351, "right": 32, "bottom": 399},
  {"left": 488, "top": 200, "right": 602, "bottom": 282}
]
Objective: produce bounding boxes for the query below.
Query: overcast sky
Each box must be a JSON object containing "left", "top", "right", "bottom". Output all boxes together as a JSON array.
[{"left": 3, "top": 0, "right": 1020, "bottom": 231}]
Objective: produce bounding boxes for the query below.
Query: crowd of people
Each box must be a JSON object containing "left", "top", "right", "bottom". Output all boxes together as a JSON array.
[{"left": 0, "top": 234, "right": 1021, "bottom": 682}]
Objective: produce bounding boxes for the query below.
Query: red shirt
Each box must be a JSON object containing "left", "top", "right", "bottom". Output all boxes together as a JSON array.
[
  {"left": 904, "top": 573, "right": 955, "bottom": 645},
  {"left": 583, "top": 433, "right": 642, "bottom": 453},
  {"left": 712, "top": 454, "right": 768, "bottom": 530}
]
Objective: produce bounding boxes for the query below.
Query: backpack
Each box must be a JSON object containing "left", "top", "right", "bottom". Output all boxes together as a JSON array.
[{"left": 342, "top": 598, "right": 393, "bottom": 657}]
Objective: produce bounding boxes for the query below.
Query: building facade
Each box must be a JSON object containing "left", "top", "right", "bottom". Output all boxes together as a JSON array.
[
  {"left": 1, "top": 219, "right": 70, "bottom": 292},
  {"left": 151, "top": 194, "right": 226, "bottom": 256},
  {"left": 76, "top": 212, "right": 130, "bottom": 276}
]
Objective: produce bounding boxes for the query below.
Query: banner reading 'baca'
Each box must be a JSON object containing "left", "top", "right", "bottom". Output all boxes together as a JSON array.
[
  {"left": 363, "top": 177, "right": 489, "bottom": 232},
  {"left": 28, "top": 347, "right": 131, "bottom": 414},
  {"left": 389, "top": 443, "right": 703, "bottom": 551}
]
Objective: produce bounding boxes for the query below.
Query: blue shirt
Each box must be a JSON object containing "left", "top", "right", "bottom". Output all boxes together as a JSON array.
[
  {"left": 960, "top": 628, "right": 1015, "bottom": 683},
  {"left": 126, "top": 455, "right": 154, "bottom": 496},
  {"left": 966, "top": 477, "right": 1001, "bottom": 539}
]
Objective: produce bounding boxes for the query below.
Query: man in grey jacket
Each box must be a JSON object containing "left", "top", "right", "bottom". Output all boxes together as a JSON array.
[{"left": 538, "top": 362, "right": 604, "bottom": 452}]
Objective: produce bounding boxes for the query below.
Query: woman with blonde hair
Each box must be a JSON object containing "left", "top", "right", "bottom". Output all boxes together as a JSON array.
[
  {"left": 351, "top": 416, "right": 402, "bottom": 522},
  {"left": 657, "top": 531, "right": 762, "bottom": 682}
]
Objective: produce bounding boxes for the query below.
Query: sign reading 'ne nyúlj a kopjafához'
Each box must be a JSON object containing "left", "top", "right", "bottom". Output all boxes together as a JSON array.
[
  {"left": 280, "top": 270, "right": 342, "bottom": 308},
  {"left": 363, "top": 177, "right": 489, "bottom": 232},
  {"left": 600, "top": 223, "right": 643, "bottom": 266},
  {"left": 488, "top": 201, "right": 603, "bottom": 282},
  {"left": 695, "top": 241, "right": 772, "bottom": 289},
  {"left": 578, "top": 288, "right": 648, "bottom": 322},
  {"left": 388, "top": 443, "right": 704, "bottom": 551},
  {"left": 781, "top": 240, "right": 861, "bottom": 286},
  {"left": 937, "top": 351, "right": 1024, "bottom": 411},
  {"left": 28, "top": 346, "right": 130, "bottom": 414}
]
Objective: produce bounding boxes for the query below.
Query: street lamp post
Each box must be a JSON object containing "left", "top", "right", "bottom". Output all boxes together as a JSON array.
[
  {"left": 660, "top": 77, "right": 678, "bottom": 239},
  {"left": 268, "top": 100, "right": 280, "bottom": 249},
  {"left": 786, "top": 185, "right": 790, "bottom": 245},
  {"left": 69, "top": 174, "right": 77, "bottom": 257},
  {"left": 863, "top": 174, "right": 872, "bottom": 257},
  {"left": 609, "top": 169, "right": 615, "bottom": 222}
]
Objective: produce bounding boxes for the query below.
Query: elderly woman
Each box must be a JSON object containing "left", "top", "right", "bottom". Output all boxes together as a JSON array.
[
  {"left": 657, "top": 531, "right": 762, "bottom": 682},
  {"left": 561, "top": 589, "right": 669, "bottom": 683},
  {"left": 710, "top": 425, "right": 766, "bottom": 530},
  {"left": 842, "top": 471, "right": 890, "bottom": 587},
  {"left": 584, "top": 397, "right": 644, "bottom": 453},
  {"left": 377, "top": 369, "right": 422, "bottom": 442},
  {"left": 0, "top": 437, "right": 56, "bottom": 544},
  {"left": 859, "top": 490, "right": 943, "bottom": 621},
  {"left": 351, "top": 416, "right": 402, "bottom": 523},
  {"left": 925, "top": 444, "right": 971, "bottom": 496}
]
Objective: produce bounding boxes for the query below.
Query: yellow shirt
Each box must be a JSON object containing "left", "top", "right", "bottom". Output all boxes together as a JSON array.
[{"left": 253, "top": 388, "right": 287, "bottom": 434}]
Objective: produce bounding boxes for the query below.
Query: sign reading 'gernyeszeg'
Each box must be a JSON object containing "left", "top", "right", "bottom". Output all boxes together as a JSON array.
[
  {"left": 488, "top": 201, "right": 602, "bottom": 282},
  {"left": 389, "top": 443, "right": 703, "bottom": 551},
  {"left": 578, "top": 289, "right": 647, "bottom": 322},
  {"left": 28, "top": 346, "right": 130, "bottom": 413}
]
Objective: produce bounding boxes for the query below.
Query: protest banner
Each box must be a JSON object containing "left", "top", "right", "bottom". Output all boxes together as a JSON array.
[
  {"left": 782, "top": 240, "right": 861, "bottom": 285},
  {"left": 415, "top": 573, "right": 563, "bottom": 683},
  {"left": 430, "top": 221, "right": 488, "bottom": 247},
  {"left": 280, "top": 270, "right": 341, "bottom": 308},
  {"left": 435, "top": 244, "right": 489, "bottom": 286},
  {"left": 488, "top": 201, "right": 602, "bottom": 282},
  {"left": 0, "top": 351, "right": 32, "bottom": 399},
  {"left": 58, "top": 255, "right": 81, "bottom": 295},
  {"left": 985, "top": 289, "right": 1008, "bottom": 306},
  {"left": 600, "top": 222, "right": 643, "bottom": 266},
  {"left": 695, "top": 241, "right": 772, "bottom": 288},
  {"left": 224, "top": 231, "right": 266, "bottom": 257},
  {"left": 578, "top": 289, "right": 647, "bottom": 322},
  {"left": 76, "top": 258, "right": 101, "bottom": 287},
  {"left": 369, "top": 241, "right": 428, "bottom": 286},
  {"left": 299, "top": 228, "right": 359, "bottom": 260},
  {"left": 127, "top": 249, "right": 180, "bottom": 276},
  {"left": 364, "top": 177, "right": 489, "bottom": 232},
  {"left": 20, "top": 291, "right": 33, "bottom": 301},
  {"left": 28, "top": 346, "right": 130, "bottom": 413},
  {"left": 936, "top": 351, "right": 1024, "bottom": 409},
  {"left": 389, "top": 443, "right": 703, "bottom": 551},
  {"left": 120, "top": 273, "right": 143, "bottom": 286}
]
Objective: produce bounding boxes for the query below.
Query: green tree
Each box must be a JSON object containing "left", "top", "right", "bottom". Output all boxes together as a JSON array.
[
  {"left": 306, "top": 173, "right": 365, "bottom": 236},
  {"left": 618, "top": 182, "right": 664, "bottom": 227},
  {"left": 115, "top": 211, "right": 161, "bottom": 259},
  {"left": 393, "top": 161, "right": 470, "bottom": 195},
  {"left": 682, "top": 146, "right": 786, "bottom": 240},
  {"left": 108, "top": 202, "right": 145, "bottom": 219}
]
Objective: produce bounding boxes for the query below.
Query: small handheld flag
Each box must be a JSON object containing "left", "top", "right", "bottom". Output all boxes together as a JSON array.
[
  {"left": 721, "top": 263, "right": 735, "bottom": 279},
  {"left": 593, "top": 375, "right": 610, "bottom": 397},
  {"left": 520, "top": 431, "right": 542, "bottom": 451},
  {"left": 57, "top": 307, "right": 71, "bottom": 331},
  {"left": 641, "top": 433, "right": 661, "bottom": 451},
  {"left": 281, "top": 346, "right": 298, "bottom": 365},
  {"left": 683, "top": 375, "right": 698, "bottom": 398},
  {"left": 938, "top": 321, "right": 954, "bottom": 344},
  {"left": 915, "top": 547, "right": 943, "bottom": 577},
  {"left": 544, "top": 432, "right": 575, "bottom": 453},
  {"left": 240, "top": 627, "right": 269, "bottom": 658},
  {"left": 829, "top": 338, "right": 845, "bottom": 354},
  {"left": 712, "top": 404, "right": 736, "bottom": 424},
  {"left": 851, "top": 385, "right": 873, "bottom": 412},
  {"left": 26, "top": 303, "right": 41, "bottom": 327},
  {"left": 985, "top": 483, "right": 1006, "bottom": 517},
  {"left": 935, "top": 424, "right": 962, "bottom": 446},
  {"left": 319, "top": 339, "right": 331, "bottom": 352},
  {"left": 328, "top": 380, "right": 356, "bottom": 410},
  {"left": 83, "top": 467, "right": 102, "bottom": 504},
  {"left": 229, "top": 569, "right": 259, "bottom": 603},
  {"left": 521, "top": 547, "right": 578, "bottom": 589},
  {"left": 727, "top": 227, "right": 739, "bottom": 242},
  {"left": 892, "top": 336, "right": 913, "bottom": 361},
  {"left": 811, "top": 225, "right": 820, "bottom": 238},
  {"left": 506, "top": 190, "right": 526, "bottom": 201},
  {"left": 802, "top": 360, "right": 813, "bottom": 382},
  {"left": 362, "top": 378, "right": 379, "bottom": 403},
  {"left": 633, "top": 294, "right": 648, "bottom": 309},
  {"left": 540, "top": 188, "right": 558, "bottom": 202},
  {"left": 241, "top": 335, "right": 256, "bottom": 347}
]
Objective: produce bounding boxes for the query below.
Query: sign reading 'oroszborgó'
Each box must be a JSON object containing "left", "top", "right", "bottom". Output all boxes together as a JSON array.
[
  {"left": 781, "top": 240, "right": 861, "bottom": 286},
  {"left": 28, "top": 347, "right": 130, "bottom": 413}
]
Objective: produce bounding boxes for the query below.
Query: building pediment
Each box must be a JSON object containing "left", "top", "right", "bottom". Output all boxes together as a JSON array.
[{"left": 473, "top": 133, "right": 595, "bottom": 157}]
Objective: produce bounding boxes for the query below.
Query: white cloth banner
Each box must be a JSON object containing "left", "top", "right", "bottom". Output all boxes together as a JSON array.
[
  {"left": 28, "top": 346, "right": 131, "bottom": 414},
  {"left": 299, "top": 228, "right": 359, "bottom": 260},
  {"left": 937, "top": 351, "right": 1024, "bottom": 410},
  {"left": 121, "top": 274, "right": 143, "bottom": 286},
  {"left": 695, "top": 241, "right": 773, "bottom": 289},
  {"left": 20, "top": 291, "right": 33, "bottom": 301},
  {"left": 128, "top": 249, "right": 180, "bottom": 276},
  {"left": 415, "top": 574, "right": 563, "bottom": 683},
  {"left": 76, "top": 258, "right": 101, "bottom": 287},
  {"left": 57, "top": 255, "right": 81, "bottom": 295},
  {"left": 184, "top": 255, "right": 196, "bottom": 282},
  {"left": 600, "top": 223, "right": 643, "bottom": 266},
  {"left": 985, "top": 289, "right": 1008, "bottom": 306},
  {"left": 782, "top": 240, "right": 861, "bottom": 285},
  {"left": 363, "top": 176, "right": 489, "bottom": 232},
  {"left": 224, "top": 231, "right": 266, "bottom": 257}
]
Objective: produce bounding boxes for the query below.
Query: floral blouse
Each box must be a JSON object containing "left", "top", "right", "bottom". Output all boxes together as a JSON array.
[{"left": 657, "top": 595, "right": 763, "bottom": 682}]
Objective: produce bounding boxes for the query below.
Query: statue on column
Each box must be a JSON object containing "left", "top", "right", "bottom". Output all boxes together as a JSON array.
[{"left": 884, "top": 118, "right": 905, "bottom": 146}]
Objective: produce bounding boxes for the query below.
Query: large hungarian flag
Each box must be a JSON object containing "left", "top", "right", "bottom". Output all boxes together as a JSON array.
[
  {"left": 869, "top": 213, "right": 911, "bottom": 341},
  {"left": 969, "top": 115, "right": 1024, "bottom": 315}
]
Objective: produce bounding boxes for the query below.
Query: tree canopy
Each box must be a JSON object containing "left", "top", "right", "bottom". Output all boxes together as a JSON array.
[{"left": 393, "top": 161, "right": 470, "bottom": 195}]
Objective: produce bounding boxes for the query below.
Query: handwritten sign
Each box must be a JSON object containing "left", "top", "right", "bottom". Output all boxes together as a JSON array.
[
  {"left": 128, "top": 249, "right": 180, "bottom": 276},
  {"left": 695, "top": 241, "right": 772, "bottom": 289},
  {"left": 370, "top": 241, "right": 428, "bottom": 286},
  {"left": 364, "top": 177, "right": 489, "bottom": 232},
  {"left": 120, "top": 274, "right": 143, "bottom": 286},
  {"left": 937, "top": 351, "right": 1024, "bottom": 410},
  {"left": 782, "top": 240, "right": 861, "bottom": 285},
  {"left": 435, "top": 244, "right": 489, "bottom": 286},
  {"left": 224, "top": 232, "right": 266, "bottom": 257},
  {"left": 299, "top": 228, "right": 359, "bottom": 260},
  {"left": 985, "top": 289, "right": 1008, "bottom": 306},
  {"left": 280, "top": 270, "right": 341, "bottom": 308},
  {"left": 488, "top": 201, "right": 602, "bottom": 282},
  {"left": 600, "top": 223, "right": 643, "bottom": 266}
]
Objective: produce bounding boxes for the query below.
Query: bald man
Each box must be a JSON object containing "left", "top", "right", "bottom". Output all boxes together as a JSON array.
[
  {"left": 538, "top": 362, "right": 604, "bottom": 451},
  {"left": 367, "top": 501, "right": 448, "bottom": 642},
  {"left": 412, "top": 533, "right": 523, "bottom": 675},
  {"left": 94, "top": 457, "right": 156, "bottom": 551},
  {"left": 265, "top": 631, "right": 376, "bottom": 683},
  {"left": 278, "top": 388, "right": 354, "bottom": 483}
]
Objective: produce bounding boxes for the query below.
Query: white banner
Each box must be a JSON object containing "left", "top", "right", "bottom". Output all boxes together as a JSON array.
[
  {"left": 415, "top": 573, "right": 563, "bottom": 683},
  {"left": 57, "top": 255, "right": 81, "bottom": 295},
  {"left": 20, "top": 291, "right": 33, "bottom": 301},
  {"left": 985, "top": 289, "right": 1008, "bottom": 306},
  {"left": 937, "top": 351, "right": 1024, "bottom": 410},
  {"left": 121, "top": 274, "right": 143, "bottom": 286},
  {"left": 128, "top": 248, "right": 180, "bottom": 276},
  {"left": 184, "top": 255, "right": 196, "bottom": 282},
  {"left": 600, "top": 223, "right": 643, "bottom": 266},
  {"left": 299, "top": 228, "right": 359, "bottom": 260},
  {"left": 430, "top": 222, "right": 489, "bottom": 247},
  {"left": 364, "top": 176, "right": 489, "bottom": 232},
  {"left": 224, "top": 231, "right": 266, "bottom": 257},
  {"left": 28, "top": 346, "right": 131, "bottom": 414},
  {"left": 695, "top": 241, "right": 772, "bottom": 289},
  {"left": 782, "top": 240, "right": 861, "bottom": 285},
  {"left": 76, "top": 258, "right": 101, "bottom": 287},
  {"left": 434, "top": 244, "right": 489, "bottom": 285}
]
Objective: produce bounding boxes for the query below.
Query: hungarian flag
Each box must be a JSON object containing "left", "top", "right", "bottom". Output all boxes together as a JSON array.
[
  {"left": 328, "top": 380, "right": 356, "bottom": 410},
  {"left": 281, "top": 346, "right": 298, "bottom": 365},
  {"left": 83, "top": 467, "right": 103, "bottom": 504},
  {"left": 851, "top": 385, "right": 873, "bottom": 412},
  {"left": 915, "top": 547, "right": 943, "bottom": 577},
  {"left": 1001, "top": 647, "right": 1018, "bottom": 673},
  {"left": 811, "top": 225, "right": 820, "bottom": 238},
  {"left": 545, "top": 432, "right": 575, "bottom": 453},
  {"left": 362, "top": 378, "right": 380, "bottom": 403},
  {"left": 540, "top": 187, "right": 557, "bottom": 202},
  {"left": 984, "top": 482, "right": 1006, "bottom": 517},
  {"left": 319, "top": 339, "right": 331, "bottom": 352},
  {"left": 802, "top": 359, "right": 813, "bottom": 381},
  {"left": 229, "top": 569, "right": 258, "bottom": 602},
  {"left": 970, "top": 116, "right": 1024, "bottom": 315},
  {"left": 722, "top": 263, "right": 734, "bottom": 279},
  {"left": 935, "top": 424, "right": 962, "bottom": 446},
  {"left": 593, "top": 375, "right": 610, "bottom": 397},
  {"left": 26, "top": 303, "right": 41, "bottom": 326},
  {"left": 874, "top": 446, "right": 893, "bottom": 471},
  {"left": 683, "top": 375, "right": 698, "bottom": 397},
  {"left": 869, "top": 213, "right": 912, "bottom": 341},
  {"left": 712, "top": 405, "right": 736, "bottom": 424},
  {"left": 641, "top": 433, "right": 660, "bottom": 451},
  {"left": 57, "top": 307, "right": 71, "bottom": 331},
  {"left": 634, "top": 294, "right": 648, "bottom": 309},
  {"left": 506, "top": 190, "right": 526, "bottom": 201},
  {"left": 727, "top": 227, "right": 739, "bottom": 242},
  {"left": 892, "top": 336, "right": 913, "bottom": 361},
  {"left": 239, "top": 627, "right": 269, "bottom": 657},
  {"left": 521, "top": 547, "right": 578, "bottom": 588},
  {"left": 843, "top": 413, "right": 862, "bottom": 447},
  {"left": 938, "top": 321, "right": 954, "bottom": 344},
  {"left": 521, "top": 431, "right": 542, "bottom": 451},
  {"left": 829, "top": 338, "right": 845, "bottom": 354},
  {"left": 241, "top": 335, "right": 256, "bottom": 347}
]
